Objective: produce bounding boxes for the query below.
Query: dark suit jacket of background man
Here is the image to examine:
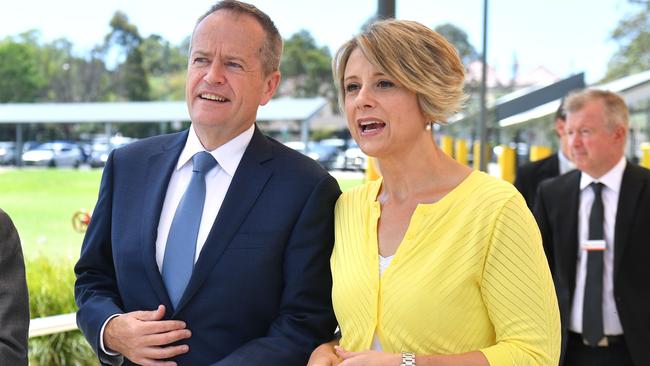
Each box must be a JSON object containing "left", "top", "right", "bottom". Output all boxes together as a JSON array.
[
  {"left": 0, "top": 209, "right": 29, "bottom": 366},
  {"left": 533, "top": 162, "right": 650, "bottom": 366},
  {"left": 74, "top": 126, "right": 341, "bottom": 365},
  {"left": 514, "top": 153, "right": 559, "bottom": 209}
]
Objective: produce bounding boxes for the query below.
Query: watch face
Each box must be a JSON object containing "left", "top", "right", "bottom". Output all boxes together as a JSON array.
[{"left": 401, "top": 352, "right": 416, "bottom": 366}]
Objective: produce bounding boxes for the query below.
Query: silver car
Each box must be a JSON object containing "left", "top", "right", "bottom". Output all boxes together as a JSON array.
[{"left": 22, "top": 141, "right": 84, "bottom": 167}]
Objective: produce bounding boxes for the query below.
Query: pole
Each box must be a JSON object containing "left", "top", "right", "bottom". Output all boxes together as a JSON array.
[
  {"left": 377, "top": 0, "right": 395, "bottom": 19},
  {"left": 478, "top": 0, "right": 489, "bottom": 172}
]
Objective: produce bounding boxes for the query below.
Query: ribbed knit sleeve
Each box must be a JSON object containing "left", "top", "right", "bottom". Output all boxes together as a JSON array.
[
  {"left": 478, "top": 194, "right": 561, "bottom": 366},
  {"left": 331, "top": 171, "right": 560, "bottom": 366}
]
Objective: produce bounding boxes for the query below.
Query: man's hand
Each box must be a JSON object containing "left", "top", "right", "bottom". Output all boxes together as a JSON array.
[
  {"left": 104, "top": 305, "right": 191, "bottom": 366},
  {"left": 307, "top": 340, "right": 341, "bottom": 366}
]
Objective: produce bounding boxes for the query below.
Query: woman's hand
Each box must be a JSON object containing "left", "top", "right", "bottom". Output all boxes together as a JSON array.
[
  {"left": 307, "top": 340, "right": 341, "bottom": 366},
  {"left": 336, "top": 346, "right": 401, "bottom": 366}
]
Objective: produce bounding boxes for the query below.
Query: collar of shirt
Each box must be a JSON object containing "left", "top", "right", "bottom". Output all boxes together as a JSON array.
[
  {"left": 579, "top": 156, "right": 626, "bottom": 193},
  {"left": 558, "top": 150, "right": 575, "bottom": 175},
  {"left": 175, "top": 124, "right": 255, "bottom": 176}
]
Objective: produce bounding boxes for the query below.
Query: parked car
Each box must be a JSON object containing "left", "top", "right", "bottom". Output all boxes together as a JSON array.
[
  {"left": 88, "top": 137, "right": 137, "bottom": 167},
  {"left": 343, "top": 140, "right": 367, "bottom": 171},
  {"left": 22, "top": 141, "right": 84, "bottom": 167},
  {"left": 0, "top": 142, "right": 16, "bottom": 165},
  {"left": 284, "top": 140, "right": 343, "bottom": 171}
]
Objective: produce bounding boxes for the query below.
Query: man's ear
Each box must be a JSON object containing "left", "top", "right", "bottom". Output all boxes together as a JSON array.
[
  {"left": 555, "top": 118, "right": 566, "bottom": 137},
  {"left": 613, "top": 123, "right": 627, "bottom": 143},
  {"left": 260, "top": 71, "right": 281, "bottom": 106}
]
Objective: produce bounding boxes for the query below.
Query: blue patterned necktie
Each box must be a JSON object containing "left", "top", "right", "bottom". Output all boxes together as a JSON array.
[{"left": 162, "top": 151, "right": 217, "bottom": 308}]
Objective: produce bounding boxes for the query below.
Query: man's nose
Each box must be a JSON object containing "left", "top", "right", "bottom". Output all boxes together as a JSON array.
[{"left": 204, "top": 62, "right": 225, "bottom": 85}]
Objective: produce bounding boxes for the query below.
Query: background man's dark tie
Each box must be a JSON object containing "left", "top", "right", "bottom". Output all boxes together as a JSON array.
[{"left": 583, "top": 182, "right": 605, "bottom": 346}]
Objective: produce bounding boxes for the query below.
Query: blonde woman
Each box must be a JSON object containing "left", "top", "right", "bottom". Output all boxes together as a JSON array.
[{"left": 308, "top": 19, "right": 560, "bottom": 366}]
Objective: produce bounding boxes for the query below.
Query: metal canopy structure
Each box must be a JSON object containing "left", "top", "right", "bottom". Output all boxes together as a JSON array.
[
  {"left": 0, "top": 97, "right": 329, "bottom": 166},
  {"left": 499, "top": 69, "right": 650, "bottom": 127},
  {"left": 0, "top": 97, "right": 328, "bottom": 124}
]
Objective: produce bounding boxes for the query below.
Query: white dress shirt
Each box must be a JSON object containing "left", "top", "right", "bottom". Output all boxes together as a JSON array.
[
  {"left": 100, "top": 124, "right": 254, "bottom": 355},
  {"left": 558, "top": 150, "right": 575, "bottom": 175},
  {"left": 569, "top": 157, "right": 626, "bottom": 335},
  {"left": 155, "top": 124, "right": 253, "bottom": 270}
]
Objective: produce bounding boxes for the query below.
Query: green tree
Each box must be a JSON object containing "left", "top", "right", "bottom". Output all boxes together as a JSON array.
[
  {"left": 280, "top": 30, "right": 333, "bottom": 98},
  {"left": 0, "top": 39, "right": 45, "bottom": 102},
  {"left": 604, "top": 0, "right": 650, "bottom": 81},
  {"left": 434, "top": 23, "right": 478, "bottom": 67},
  {"left": 104, "top": 11, "right": 150, "bottom": 101},
  {"left": 141, "top": 34, "right": 188, "bottom": 101}
]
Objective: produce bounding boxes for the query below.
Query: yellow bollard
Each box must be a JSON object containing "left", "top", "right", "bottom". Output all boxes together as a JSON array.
[
  {"left": 473, "top": 141, "right": 490, "bottom": 171},
  {"left": 440, "top": 135, "right": 453, "bottom": 157},
  {"left": 455, "top": 139, "right": 469, "bottom": 166},
  {"left": 365, "top": 156, "right": 381, "bottom": 181},
  {"left": 641, "top": 142, "right": 650, "bottom": 169},
  {"left": 530, "top": 145, "right": 552, "bottom": 162},
  {"left": 498, "top": 145, "right": 516, "bottom": 183}
]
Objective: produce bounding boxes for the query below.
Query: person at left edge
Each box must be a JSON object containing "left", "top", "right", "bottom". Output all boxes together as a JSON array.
[
  {"left": 74, "top": 1, "right": 341, "bottom": 365},
  {"left": 0, "top": 209, "right": 29, "bottom": 366}
]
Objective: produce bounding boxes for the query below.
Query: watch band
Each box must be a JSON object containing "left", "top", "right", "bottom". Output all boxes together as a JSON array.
[{"left": 401, "top": 352, "right": 416, "bottom": 366}]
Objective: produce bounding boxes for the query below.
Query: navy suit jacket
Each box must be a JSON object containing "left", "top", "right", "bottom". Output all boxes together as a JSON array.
[
  {"left": 533, "top": 162, "right": 650, "bottom": 366},
  {"left": 514, "top": 153, "right": 559, "bottom": 209},
  {"left": 75, "top": 126, "right": 341, "bottom": 365}
]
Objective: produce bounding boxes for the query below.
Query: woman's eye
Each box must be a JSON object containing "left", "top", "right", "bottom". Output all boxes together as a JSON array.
[
  {"left": 377, "top": 80, "right": 395, "bottom": 88},
  {"left": 193, "top": 57, "right": 208, "bottom": 64},
  {"left": 345, "top": 83, "right": 360, "bottom": 93}
]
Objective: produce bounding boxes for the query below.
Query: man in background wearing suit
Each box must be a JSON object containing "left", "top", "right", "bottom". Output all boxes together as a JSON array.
[
  {"left": 534, "top": 89, "right": 650, "bottom": 366},
  {"left": 514, "top": 101, "right": 574, "bottom": 209},
  {"left": 74, "top": 1, "right": 341, "bottom": 365},
  {"left": 0, "top": 209, "right": 29, "bottom": 366}
]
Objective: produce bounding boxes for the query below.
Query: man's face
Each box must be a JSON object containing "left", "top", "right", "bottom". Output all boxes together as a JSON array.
[
  {"left": 566, "top": 99, "right": 625, "bottom": 178},
  {"left": 186, "top": 10, "right": 279, "bottom": 147}
]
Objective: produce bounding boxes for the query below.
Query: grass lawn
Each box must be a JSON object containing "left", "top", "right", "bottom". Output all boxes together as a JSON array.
[{"left": 0, "top": 167, "right": 364, "bottom": 261}]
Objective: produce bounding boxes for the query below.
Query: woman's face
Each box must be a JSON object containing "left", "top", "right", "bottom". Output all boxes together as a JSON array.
[{"left": 342, "top": 48, "right": 428, "bottom": 158}]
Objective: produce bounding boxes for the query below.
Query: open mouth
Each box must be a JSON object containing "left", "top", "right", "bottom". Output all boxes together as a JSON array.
[
  {"left": 200, "top": 93, "right": 229, "bottom": 103},
  {"left": 359, "top": 120, "right": 386, "bottom": 134}
]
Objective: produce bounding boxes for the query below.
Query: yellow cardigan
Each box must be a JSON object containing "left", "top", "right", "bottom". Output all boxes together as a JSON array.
[{"left": 331, "top": 171, "right": 560, "bottom": 366}]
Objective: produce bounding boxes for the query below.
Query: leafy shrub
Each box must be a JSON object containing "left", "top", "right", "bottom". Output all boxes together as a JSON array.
[{"left": 26, "top": 256, "right": 96, "bottom": 366}]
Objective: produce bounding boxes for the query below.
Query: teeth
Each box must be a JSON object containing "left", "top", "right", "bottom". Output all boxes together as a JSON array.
[
  {"left": 359, "top": 120, "right": 380, "bottom": 126},
  {"left": 201, "top": 93, "right": 227, "bottom": 102}
]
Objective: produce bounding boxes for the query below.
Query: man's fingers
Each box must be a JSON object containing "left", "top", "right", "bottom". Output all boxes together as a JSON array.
[
  {"left": 134, "top": 304, "right": 167, "bottom": 321},
  {"left": 143, "top": 328, "right": 192, "bottom": 347},
  {"left": 140, "top": 319, "right": 188, "bottom": 335},
  {"left": 140, "top": 344, "right": 190, "bottom": 361},
  {"left": 132, "top": 355, "right": 178, "bottom": 366}
]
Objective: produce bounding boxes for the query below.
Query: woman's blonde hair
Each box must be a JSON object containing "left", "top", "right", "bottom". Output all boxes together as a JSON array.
[{"left": 333, "top": 19, "right": 467, "bottom": 124}]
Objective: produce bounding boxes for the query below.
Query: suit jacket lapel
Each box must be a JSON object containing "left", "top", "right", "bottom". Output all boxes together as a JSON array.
[
  {"left": 141, "top": 131, "right": 187, "bottom": 309},
  {"left": 558, "top": 171, "right": 581, "bottom": 292},
  {"left": 613, "top": 162, "right": 643, "bottom": 277},
  {"left": 175, "top": 126, "right": 273, "bottom": 313}
]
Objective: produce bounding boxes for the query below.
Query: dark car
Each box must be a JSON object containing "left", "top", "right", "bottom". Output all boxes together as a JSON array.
[
  {"left": 0, "top": 142, "right": 17, "bottom": 165},
  {"left": 88, "top": 137, "right": 137, "bottom": 168},
  {"left": 284, "top": 140, "right": 343, "bottom": 171}
]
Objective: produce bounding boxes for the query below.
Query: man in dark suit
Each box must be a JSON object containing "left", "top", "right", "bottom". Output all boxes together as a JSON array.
[
  {"left": 534, "top": 89, "right": 650, "bottom": 366},
  {"left": 0, "top": 209, "right": 29, "bottom": 366},
  {"left": 74, "top": 1, "right": 341, "bottom": 365},
  {"left": 515, "top": 101, "right": 574, "bottom": 209}
]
